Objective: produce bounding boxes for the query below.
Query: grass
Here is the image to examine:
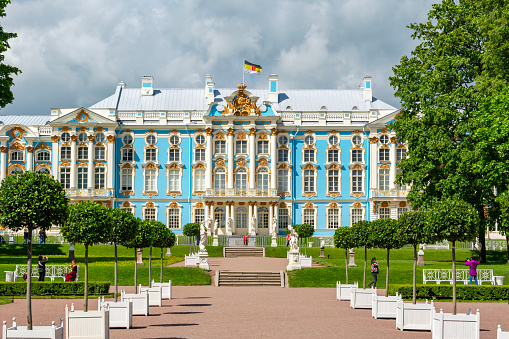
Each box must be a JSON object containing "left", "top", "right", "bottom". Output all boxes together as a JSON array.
[{"left": 0, "top": 298, "right": 12, "bottom": 305}]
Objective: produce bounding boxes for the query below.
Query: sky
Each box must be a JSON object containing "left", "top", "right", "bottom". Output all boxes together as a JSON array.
[{"left": 1, "top": 0, "right": 438, "bottom": 116}]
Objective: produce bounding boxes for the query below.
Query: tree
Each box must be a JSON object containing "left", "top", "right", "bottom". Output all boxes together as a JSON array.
[
  {"left": 123, "top": 218, "right": 144, "bottom": 292},
  {"left": 137, "top": 220, "right": 157, "bottom": 286},
  {"left": 425, "top": 198, "right": 479, "bottom": 315},
  {"left": 497, "top": 190, "right": 509, "bottom": 264},
  {"left": 109, "top": 208, "right": 138, "bottom": 302},
  {"left": 351, "top": 220, "right": 373, "bottom": 288},
  {"left": 60, "top": 201, "right": 112, "bottom": 312},
  {"left": 0, "top": 171, "right": 67, "bottom": 329},
  {"left": 183, "top": 222, "right": 200, "bottom": 254},
  {"left": 397, "top": 211, "right": 429, "bottom": 304},
  {"left": 389, "top": 0, "right": 509, "bottom": 264},
  {"left": 293, "top": 224, "right": 314, "bottom": 256},
  {"left": 371, "top": 218, "right": 403, "bottom": 297},
  {"left": 0, "top": 0, "right": 21, "bottom": 109},
  {"left": 334, "top": 227, "right": 356, "bottom": 284},
  {"left": 152, "top": 223, "right": 176, "bottom": 283}
]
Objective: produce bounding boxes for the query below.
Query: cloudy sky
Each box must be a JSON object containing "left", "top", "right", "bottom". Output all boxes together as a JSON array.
[{"left": 1, "top": 0, "right": 438, "bottom": 116}]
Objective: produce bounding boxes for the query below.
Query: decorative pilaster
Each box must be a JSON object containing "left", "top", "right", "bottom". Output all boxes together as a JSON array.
[
  {"left": 227, "top": 128, "right": 234, "bottom": 189},
  {"left": 0, "top": 146, "right": 7, "bottom": 180},
  {"left": 26, "top": 146, "right": 34, "bottom": 171},
  {"left": 248, "top": 201, "right": 254, "bottom": 234},
  {"left": 87, "top": 136, "right": 95, "bottom": 189},
  {"left": 270, "top": 128, "right": 277, "bottom": 190},
  {"left": 369, "top": 136, "right": 378, "bottom": 190},
  {"left": 107, "top": 135, "right": 115, "bottom": 189},
  {"left": 389, "top": 136, "right": 397, "bottom": 190},
  {"left": 51, "top": 135, "right": 59, "bottom": 178},
  {"left": 249, "top": 128, "right": 256, "bottom": 189},
  {"left": 205, "top": 128, "right": 213, "bottom": 190},
  {"left": 70, "top": 135, "right": 77, "bottom": 189}
]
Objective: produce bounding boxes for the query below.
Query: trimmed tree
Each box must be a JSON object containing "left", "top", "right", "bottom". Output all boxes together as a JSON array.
[
  {"left": 497, "top": 190, "right": 509, "bottom": 264},
  {"left": 293, "top": 223, "right": 314, "bottom": 256},
  {"left": 371, "top": 218, "right": 403, "bottom": 297},
  {"left": 183, "top": 222, "right": 200, "bottom": 254},
  {"left": 123, "top": 218, "right": 144, "bottom": 292},
  {"left": 0, "top": 171, "right": 68, "bottom": 329},
  {"left": 109, "top": 208, "right": 138, "bottom": 302},
  {"left": 334, "top": 226, "right": 356, "bottom": 284},
  {"left": 397, "top": 211, "right": 429, "bottom": 304},
  {"left": 153, "top": 223, "right": 176, "bottom": 283},
  {"left": 138, "top": 219, "right": 159, "bottom": 285},
  {"left": 425, "top": 198, "right": 479, "bottom": 315},
  {"left": 60, "top": 201, "right": 112, "bottom": 312},
  {"left": 351, "top": 220, "right": 373, "bottom": 288}
]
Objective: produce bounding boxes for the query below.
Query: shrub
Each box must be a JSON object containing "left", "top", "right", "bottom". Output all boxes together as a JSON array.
[
  {"left": 0, "top": 282, "right": 110, "bottom": 296},
  {"left": 389, "top": 284, "right": 509, "bottom": 301}
]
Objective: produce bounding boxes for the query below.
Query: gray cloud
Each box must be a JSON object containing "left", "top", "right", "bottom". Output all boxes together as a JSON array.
[{"left": 1, "top": 0, "right": 438, "bottom": 115}]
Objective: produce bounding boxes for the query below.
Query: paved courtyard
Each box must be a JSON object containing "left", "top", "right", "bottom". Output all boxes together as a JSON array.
[{"left": 1, "top": 257, "right": 508, "bottom": 338}]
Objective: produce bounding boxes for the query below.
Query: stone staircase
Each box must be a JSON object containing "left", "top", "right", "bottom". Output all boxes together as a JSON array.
[
  {"left": 224, "top": 247, "right": 264, "bottom": 258},
  {"left": 217, "top": 271, "right": 284, "bottom": 287}
]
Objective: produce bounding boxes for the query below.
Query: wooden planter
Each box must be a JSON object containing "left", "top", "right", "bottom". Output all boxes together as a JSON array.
[
  {"left": 151, "top": 280, "right": 172, "bottom": 300},
  {"left": 349, "top": 287, "right": 374, "bottom": 309},
  {"left": 98, "top": 297, "right": 132, "bottom": 329},
  {"left": 371, "top": 292, "right": 401, "bottom": 319},
  {"left": 2, "top": 318, "right": 63, "bottom": 339},
  {"left": 336, "top": 281, "right": 358, "bottom": 301},
  {"left": 138, "top": 285, "right": 163, "bottom": 307},
  {"left": 396, "top": 299, "right": 433, "bottom": 331},
  {"left": 65, "top": 303, "right": 109, "bottom": 339},
  {"left": 432, "top": 308, "right": 480, "bottom": 339},
  {"left": 121, "top": 289, "right": 149, "bottom": 316}
]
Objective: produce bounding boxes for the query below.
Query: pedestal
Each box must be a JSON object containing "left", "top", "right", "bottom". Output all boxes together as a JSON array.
[
  {"left": 136, "top": 249, "right": 144, "bottom": 265},
  {"left": 212, "top": 235, "right": 219, "bottom": 247},
  {"left": 319, "top": 248, "right": 325, "bottom": 258},
  {"left": 166, "top": 247, "right": 172, "bottom": 256},
  {"left": 67, "top": 244, "right": 76, "bottom": 261},
  {"left": 198, "top": 251, "right": 209, "bottom": 270},
  {"left": 417, "top": 249, "right": 425, "bottom": 266},
  {"left": 347, "top": 248, "right": 357, "bottom": 267},
  {"left": 286, "top": 249, "right": 302, "bottom": 271},
  {"left": 271, "top": 236, "right": 277, "bottom": 247}
]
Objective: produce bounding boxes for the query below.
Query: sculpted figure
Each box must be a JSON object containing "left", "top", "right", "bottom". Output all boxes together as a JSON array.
[
  {"left": 226, "top": 217, "right": 233, "bottom": 234},
  {"left": 289, "top": 225, "right": 298, "bottom": 252},
  {"left": 272, "top": 216, "right": 278, "bottom": 234},
  {"left": 251, "top": 215, "right": 257, "bottom": 235},
  {"left": 199, "top": 221, "right": 208, "bottom": 252},
  {"left": 320, "top": 238, "right": 325, "bottom": 249},
  {"left": 214, "top": 219, "right": 219, "bottom": 235}
]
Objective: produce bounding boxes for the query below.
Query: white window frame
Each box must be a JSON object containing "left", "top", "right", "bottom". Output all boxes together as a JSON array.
[
  {"left": 194, "top": 167, "right": 206, "bottom": 192},
  {"left": 379, "top": 147, "right": 390, "bottom": 162},
  {"left": 350, "top": 204, "right": 365, "bottom": 226},
  {"left": 214, "top": 167, "right": 226, "bottom": 189},
  {"left": 120, "top": 167, "right": 134, "bottom": 192},
  {"left": 301, "top": 206, "right": 316, "bottom": 228},
  {"left": 167, "top": 206, "right": 181, "bottom": 229},
  {"left": 143, "top": 205, "right": 158, "bottom": 221},
  {"left": 60, "top": 167, "right": 70, "bottom": 189},
  {"left": 94, "top": 146, "right": 106, "bottom": 161},
  {"left": 77, "top": 146, "right": 88, "bottom": 161},
  {"left": 77, "top": 167, "right": 88, "bottom": 189},
  {"left": 60, "top": 146, "right": 71, "bottom": 161},
  {"left": 235, "top": 167, "right": 248, "bottom": 189},
  {"left": 36, "top": 150, "right": 51, "bottom": 162},
  {"left": 379, "top": 168, "right": 390, "bottom": 190},
  {"left": 94, "top": 167, "right": 106, "bottom": 189},
  {"left": 326, "top": 207, "right": 341, "bottom": 229}
]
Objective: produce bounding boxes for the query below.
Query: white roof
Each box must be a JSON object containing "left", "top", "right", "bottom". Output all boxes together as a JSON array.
[{"left": 0, "top": 115, "right": 51, "bottom": 126}]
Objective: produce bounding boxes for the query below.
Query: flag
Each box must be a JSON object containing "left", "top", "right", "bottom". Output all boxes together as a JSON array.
[{"left": 244, "top": 60, "right": 262, "bottom": 75}]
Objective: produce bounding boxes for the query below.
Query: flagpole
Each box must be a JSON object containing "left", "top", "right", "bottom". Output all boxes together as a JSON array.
[{"left": 242, "top": 58, "right": 245, "bottom": 84}]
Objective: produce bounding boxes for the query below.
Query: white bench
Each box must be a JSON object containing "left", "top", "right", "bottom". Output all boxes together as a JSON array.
[
  {"left": 423, "top": 269, "right": 495, "bottom": 285},
  {"left": 14, "top": 265, "right": 79, "bottom": 282},
  {"left": 185, "top": 253, "right": 199, "bottom": 266}
]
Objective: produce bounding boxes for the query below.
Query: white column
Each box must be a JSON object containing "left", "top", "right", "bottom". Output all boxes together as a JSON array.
[
  {"left": 0, "top": 147, "right": 6, "bottom": 180},
  {"left": 274, "top": 204, "right": 279, "bottom": 232},
  {"left": 231, "top": 204, "right": 236, "bottom": 233},
  {"left": 389, "top": 137, "right": 397, "bottom": 190},
  {"left": 369, "top": 136, "right": 378, "bottom": 190},
  {"left": 225, "top": 202, "right": 230, "bottom": 233},
  {"left": 205, "top": 128, "right": 213, "bottom": 190},
  {"left": 106, "top": 135, "right": 114, "bottom": 189},
  {"left": 70, "top": 135, "right": 77, "bottom": 189},
  {"left": 26, "top": 144, "right": 34, "bottom": 171},
  {"left": 248, "top": 203, "right": 253, "bottom": 234},
  {"left": 253, "top": 204, "right": 258, "bottom": 231},
  {"left": 204, "top": 203, "right": 209, "bottom": 222},
  {"left": 270, "top": 129, "right": 277, "bottom": 191},
  {"left": 51, "top": 136, "right": 59, "bottom": 179},
  {"left": 269, "top": 204, "right": 274, "bottom": 234},
  {"left": 88, "top": 136, "right": 95, "bottom": 189},
  {"left": 227, "top": 128, "right": 234, "bottom": 189},
  {"left": 249, "top": 128, "right": 256, "bottom": 189}
]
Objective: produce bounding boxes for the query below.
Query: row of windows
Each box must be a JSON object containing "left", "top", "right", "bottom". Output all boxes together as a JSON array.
[
  {"left": 379, "top": 148, "right": 407, "bottom": 162},
  {"left": 59, "top": 167, "right": 106, "bottom": 190}
]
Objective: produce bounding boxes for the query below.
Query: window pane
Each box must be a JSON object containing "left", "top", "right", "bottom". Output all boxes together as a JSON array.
[
  {"left": 168, "top": 208, "right": 180, "bottom": 228},
  {"left": 352, "top": 208, "right": 363, "bottom": 225},
  {"left": 328, "top": 170, "right": 339, "bottom": 192},
  {"left": 328, "top": 209, "right": 339, "bottom": 229},
  {"left": 352, "top": 170, "right": 362, "bottom": 192},
  {"left": 94, "top": 167, "right": 105, "bottom": 189}
]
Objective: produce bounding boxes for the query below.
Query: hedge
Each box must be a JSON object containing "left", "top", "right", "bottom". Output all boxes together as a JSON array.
[
  {"left": 0, "top": 282, "right": 110, "bottom": 296},
  {"left": 389, "top": 284, "right": 509, "bottom": 301}
]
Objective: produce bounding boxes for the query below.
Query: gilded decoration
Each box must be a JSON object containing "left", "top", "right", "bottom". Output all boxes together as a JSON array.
[
  {"left": 60, "top": 161, "right": 71, "bottom": 167},
  {"left": 225, "top": 83, "right": 260, "bottom": 116},
  {"left": 9, "top": 142, "right": 24, "bottom": 150},
  {"left": 381, "top": 128, "right": 389, "bottom": 134},
  {"left": 399, "top": 201, "right": 407, "bottom": 208},
  {"left": 304, "top": 202, "right": 314, "bottom": 209},
  {"left": 390, "top": 137, "right": 397, "bottom": 144},
  {"left": 79, "top": 142, "right": 87, "bottom": 147},
  {"left": 278, "top": 192, "right": 290, "bottom": 198},
  {"left": 249, "top": 128, "right": 256, "bottom": 136},
  {"left": 270, "top": 202, "right": 278, "bottom": 207},
  {"left": 303, "top": 164, "right": 316, "bottom": 170},
  {"left": 107, "top": 135, "right": 115, "bottom": 143},
  {"left": 79, "top": 127, "right": 87, "bottom": 132},
  {"left": 260, "top": 202, "right": 266, "bottom": 206},
  {"left": 51, "top": 136, "right": 59, "bottom": 143},
  {"left": 95, "top": 162, "right": 105, "bottom": 167},
  {"left": 35, "top": 142, "right": 51, "bottom": 151},
  {"left": 170, "top": 202, "right": 179, "bottom": 209},
  {"left": 194, "top": 163, "right": 206, "bottom": 170},
  {"left": 216, "top": 158, "right": 224, "bottom": 167},
  {"left": 217, "top": 202, "right": 223, "bottom": 206},
  {"left": 249, "top": 201, "right": 257, "bottom": 207},
  {"left": 327, "top": 192, "right": 340, "bottom": 198},
  {"left": 169, "top": 192, "right": 181, "bottom": 197},
  {"left": 147, "top": 145, "right": 157, "bottom": 149},
  {"left": 352, "top": 192, "right": 364, "bottom": 198},
  {"left": 196, "top": 144, "right": 206, "bottom": 149},
  {"left": 227, "top": 128, "right": 234, "bottom": 136},
  {"left": 259, "top": 158, "right": 268, "bottom": 167},
  {"left": 0, "top": 146, "right": 6, "bottom": 154},
  {"left": 205, "top": 201, "right": 214, "bottom": 207},
  {"left": 122, "top": 201, "right": 131, "bottom": 207},
  {"left": 121, "top": 163, "right": 133, "bottom": 169},
  {"left": 271, "top": 128, "right": 278, "bottom": 136},
  {"left": 7, "top": 163, "right": 25, "bottom": 173},
  {"left": 146, "top": 163, "right": 158, "bottom": 170},
  {"left": 304, "top": 192, "right": 317, "bottom": 198},
  {"left": 237, "top": 133, "right": 246, "bottom": 140},
  {"left": 238, "top": 202, "right": 245, "bottom": 206},
  {"left": 168, "top": 163, "right": 180, "bottom": 170},
  {"left": 233, "top": 121, "right": 249, "bottom": 126},
  {"left": 277, "top": 163, "right": 290, "bottom": 170},
  {"left": 397, "top": 145, "right": 407, "bottom": 149},
  {"left": 329, "top": 202, "right": 338, "bottom": 209},
  {"left": 26, "top": 146, "right": 34, "bottom": 153},
  {"left": 77, "top": 110, "right": 91, "bottom": 122},
  {"left": 353, "top": 145, "right": 362, "bottom": 150},
  {"left": 196, "top": 202, "right": 204, "bottom": 208},
  {"left": 96, "top": 127, "right": 104, "bottom": 132},
  {"left": 328, "top": 164, "right": 340, "bottom": 171},
  {"left": 369, "top": 137, "right": 378, "bottom": 144},
  {"left": 34, "top": 163, "right": 50, "bottom": 172},
  {"left": 380, "top": 163, "right": 390, "bottom": 169},
  {"left": 303, "top": 145, "right": 315, "bottom": 150},
  {"left": 353, "top": 202, "right": 362, "bottom": 208},
  {"left": 61, "top": 142, "right": 70, "bottom": 147},
  {"left": 61, "top": 127, "right": 70, "bottom": 132},
  {"left": 306, "top": 130, "right": 313, "bottom": 135},
  {"left": 259, "top": 133, "right": 267, "bottom": 140},
  {"left": 255, "top": 121, "right": 270, "bottom": 125},
  {"left": 352, "top": 164, "right": 363, "bottom": 170},
  {"left": 354, "top": 130, "right": 361, "bottom": 134},
  {"left": 146, "top": 192, "right": 157, "bottom": 197},
  {"left": 206, "top": 128, "right": 213, "bottom": 136},
  {"left": 146, "top": 201, "right": 155, "bottom": 208},
  {"left": 237, "top": 159, "right": 246, "bottom": 167},
  {"left": 70, "top": 135, "right": 78, "bottom": 142},
  {"left": 380, "top": 144, "right": 390, "bottom": 149},
  {"left": 381, "top": 201, "right": 389, "bottom": 208},
  {"left": 77, "top": 161, "right": 87, "bottom": 167},
  {"left": 329, "top": 145, "right": 339, "bottom": 150},
  {"left": 195, "top": 191, "right": 205, "bottom": 197},
  {"left": 279, "top": 202, "right": 287, "bottom": 208},
  {"left": 95, "top": 142, "right": 105, "bottom": 147},
  {"left": 87, "top": 135, "right": 95, "bottom": 142},
  {"left": 373, "top": 201, "right": 377, "bottom": 213},
  {"left": 216, "top": 132, "right": 225, "bottom": 140},
  {"left": 7, "top": 127, "right": 26, "bottom": 140},
  {"left": 213, "top": 121, "right": 228, "bottom": 126}
]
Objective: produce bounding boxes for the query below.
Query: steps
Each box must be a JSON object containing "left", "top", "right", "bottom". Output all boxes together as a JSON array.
[
  {"left": 217, "top": 271, "right": 284, "bottom": 287},
  {"left": 224, "top": 247, "right": 264, "bottom": 258}
]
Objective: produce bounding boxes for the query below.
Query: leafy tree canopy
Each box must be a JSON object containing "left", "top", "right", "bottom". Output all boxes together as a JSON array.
[
  {"left": 109, "top": 208, "right": 138, "bottom": 246},
  {"left": 152, "top": 222, "right": 176, "bottom": 249},
  {"left": 136, "top": 219, "right": 158, "bottom": 249},
  {"left": 371, "top": 218, "right": 404, "bottom": 250},
  {"left": 350, "top": 220, "right": 373, "bottom": 248},
  {"left": 0, "top": 0, "right": 21, "bottom": 109},
  {"left": 334, "top": 226, "right": 356, "bottom": 250},
  {"left": 183, "top": 223, "right": 200, "bottom": 237},
  {"left": 60, "top": 201, "right": 112, "bottom": 246},
  {"left": 293, "top": 224, "right": 314, "bottom": 239},
  {"left": 397, "top": 211, "right": 430, "bottom": 246},
  {"left": 0, "top": 171, "right": 68, "bottom": 231}
]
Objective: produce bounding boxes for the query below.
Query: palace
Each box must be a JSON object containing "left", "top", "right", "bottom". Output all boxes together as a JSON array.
[{"left": 0, "top": 74, "right": 410, "bottom": 235}]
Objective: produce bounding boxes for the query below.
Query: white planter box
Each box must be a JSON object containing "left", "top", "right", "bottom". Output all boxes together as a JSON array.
[
  {"left": 396, "top": 299, "right": 434, "bottom": 331},
  {"left": 336, "top": 281, "right": 358, "bottom": 301},
  {"left": 2, "top": 318, "right": 63, "bottom": 339},
  {"left": 98, "top": 298, "right": 132, "bottom": 329},
  {"left": 138, "top": 285, "right": 163, "bottom": 307},
  {"left": 185, "top": 253, "right": 198, "bottom": 266},
  {"left": 372, "top": 292, "right": 402, "bottom": 319},
  {"left": 432, "top": 308, "right": 480, "bottom": 339},
  {"left": 121, "top": 290, "right": 149, "bottom": 316},
  {"left": 299, "top": 255, "right": 312, "bottom": 268},
  {"left": 498, "top": 325, "right": 509, "bottom": 339},
  {"left": 350, "top": 287, "right": 374, "bottom": 309},
  {"left": 65, "top": 303, "right": 109, "bottom": 339},
  {"left": 151, "top": 280, "right": 172, "bottom": 299}
]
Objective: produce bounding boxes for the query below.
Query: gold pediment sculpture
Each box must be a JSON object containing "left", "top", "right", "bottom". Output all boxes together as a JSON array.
[{"left": 223, "top": 83, "right": 261, "bottom": 116}]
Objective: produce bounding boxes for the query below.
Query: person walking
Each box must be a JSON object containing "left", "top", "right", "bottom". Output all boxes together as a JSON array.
[
  {"left": 465, "top": 256, "right": 480, "bottom": 285},
  {"left": 368, "top": 257, "right": 379, "bottom": 288},
  {"left": 23, "top": 228, "right": 28, "bottom": 244},
  {"left": 38, "top": 255, "right": 48, "bottom": 281}
]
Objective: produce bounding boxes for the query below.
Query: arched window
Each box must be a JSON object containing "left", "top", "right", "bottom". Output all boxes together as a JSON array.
[
  {"left": 235, "top": 167, "right": 247, "bottom": 189},
  {"left": 379, "top": 168, "right": 390, "bottom": 190},
  {"left": 36, "top": 167, "right": 50, "bottom": 175},
  {"left": 257, "top": 168, "right": 269, "bottom": 189},
  {"left": 214, "top": 167, "right": 226, "bottom": 189},
  {"left": 236, "top": 206, "right": 248, "bottom": 229},
  {"left": 258, "top": 207, "right": 269, "bottom": 229},
  {"left": 9, "top": 167, "right": 24, "bottom": 175},
  {"left": 214, "top": 206, "right": 225, "bottom": 228},
  {"left": 36, "top": 150, "right": 50, "bottom": 162}
]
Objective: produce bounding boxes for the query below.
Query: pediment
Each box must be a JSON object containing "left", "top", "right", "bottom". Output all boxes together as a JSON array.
[
  {"left": 50, "top": 108, "right": 117, "bottom": 125},
  {"left": 366, "top": 109, "right": 400, "bottom": 127}
]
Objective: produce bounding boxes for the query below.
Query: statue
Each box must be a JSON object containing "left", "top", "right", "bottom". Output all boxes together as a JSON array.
[
  {"left": 199, "top": 220, "right": 208, "bottom": 252},
  {"left": 251, "top": 215, "right": 257, "bottom": 235},
  {"left": 214, "top": 219, "right": 219, "bottom": 235},
  {"left": 320, "top": 238, "right": 325, "bottom": 249},
  {"left": 272, "top": 216, "right": 278, "bottom": 234},
  {"left": 226, "top": 217, "right": 233, "bottom": 234},
  {"left": 289, "top": 225, "right": 298, "bottom": 252},
  {"left": 206, "top": 217, "right": 212, "bottom": 235}
]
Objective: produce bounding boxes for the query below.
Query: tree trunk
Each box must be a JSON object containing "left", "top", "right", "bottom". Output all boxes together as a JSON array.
[
  {"left": 134, "top": 248, "right": 137, "bottom": 294},
  {"left": 506, "top": 236, "right": 509, "bottom": 264},
  {"left": 149, "top": 246, "right": 152, "bottom": 286},
  {"left": 84, "top": 244, "right": 89, "bottom": 312},
  {"left": 304, "top": 237, "right": 307, "bottom": 257},
  {"left": 160, "top": 248, "right": 163, "bottom": 283},
  {"left": 413, "top": 244, "right": 417, "bottom": 304},
  {"left": 363, "top": 247, "right": 367, "bottom": 289},
  {"left": 114, "top": 244, "right": 118, "bottom": 302},
  {"left": 27, "top": 229, "right": 33, "bottom": 330},
  {"left": 345, "top": 248, "right": 349, "bottom": 284},
  {"left": 452, "top": 240, "right": 457, "bottom": 315},
  {"left": 477, "top": 207, "right": 487, "bottom": 263},
  {"left": 385, "top": 249, "right": 390, "bottom": 297}
]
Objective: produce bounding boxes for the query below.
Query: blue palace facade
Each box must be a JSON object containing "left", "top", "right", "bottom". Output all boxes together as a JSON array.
[{"left": 0, "top": 74, "right": 410, "bottom": 235}]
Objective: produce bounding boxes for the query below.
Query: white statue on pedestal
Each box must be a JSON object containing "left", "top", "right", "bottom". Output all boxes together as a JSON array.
[
  {"left": 272, "top": 216, "right": 278, "bottom": 235},
  {"left": 199, "top": 221, "right": 208, "bottom": 252},
  {"left": 288, "top": 225, "right": 298, "bottom": 252},
  {"left": 214, "top": 219, "right": 219, "bottom": 235},
  {"left": 226, "top": 217, "right": 233, "bottom": 234},
  {"left": 251, "top": 215, "right": 257, "bottom": 235},
  {"left": 320, "top": 238, "right": 325, "bottom": 249},
  {"left": 206, "top": 218, "right": 212, "bottom": 235}
]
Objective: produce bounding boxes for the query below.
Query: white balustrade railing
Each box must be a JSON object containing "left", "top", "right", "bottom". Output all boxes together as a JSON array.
[
  {"left": 66, "top": 189, "right": 113, "bottom": 198},
  {"left": 38, "top": 126, "right": 52, "bottom": 135},
  {"left": 281, "top": 112, "right": 294, "bottom": 120},
  {"left": 206, "top": 188, "right": 278, "bottom": 197},
  {"left": 351, "top": 113, "right": 369, "bottom": 120},
  {"left": 371, "top": 189, "right": 409, "bottom": 198},
  {"left": 118, "top": 112, "right": 137, "bottom": 120},
  {"left": 167, "top": 112, "right": 184, "bottom": 120},
  {"left": 326, "top": 113, "right": 344, "bottom": 121},
  {"left": 302, "top": 113, "right": 319, "bottom": 120},
  {"left": 144, "top": 112, "right": 160, "bottom": 119},
  {"left": 191, "top": 112, "right": 204, "bottom": 120}
]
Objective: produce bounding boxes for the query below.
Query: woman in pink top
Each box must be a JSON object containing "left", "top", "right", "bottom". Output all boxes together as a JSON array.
[{"left": 464, "top": 256, "right": 480, "bottom": 285}]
